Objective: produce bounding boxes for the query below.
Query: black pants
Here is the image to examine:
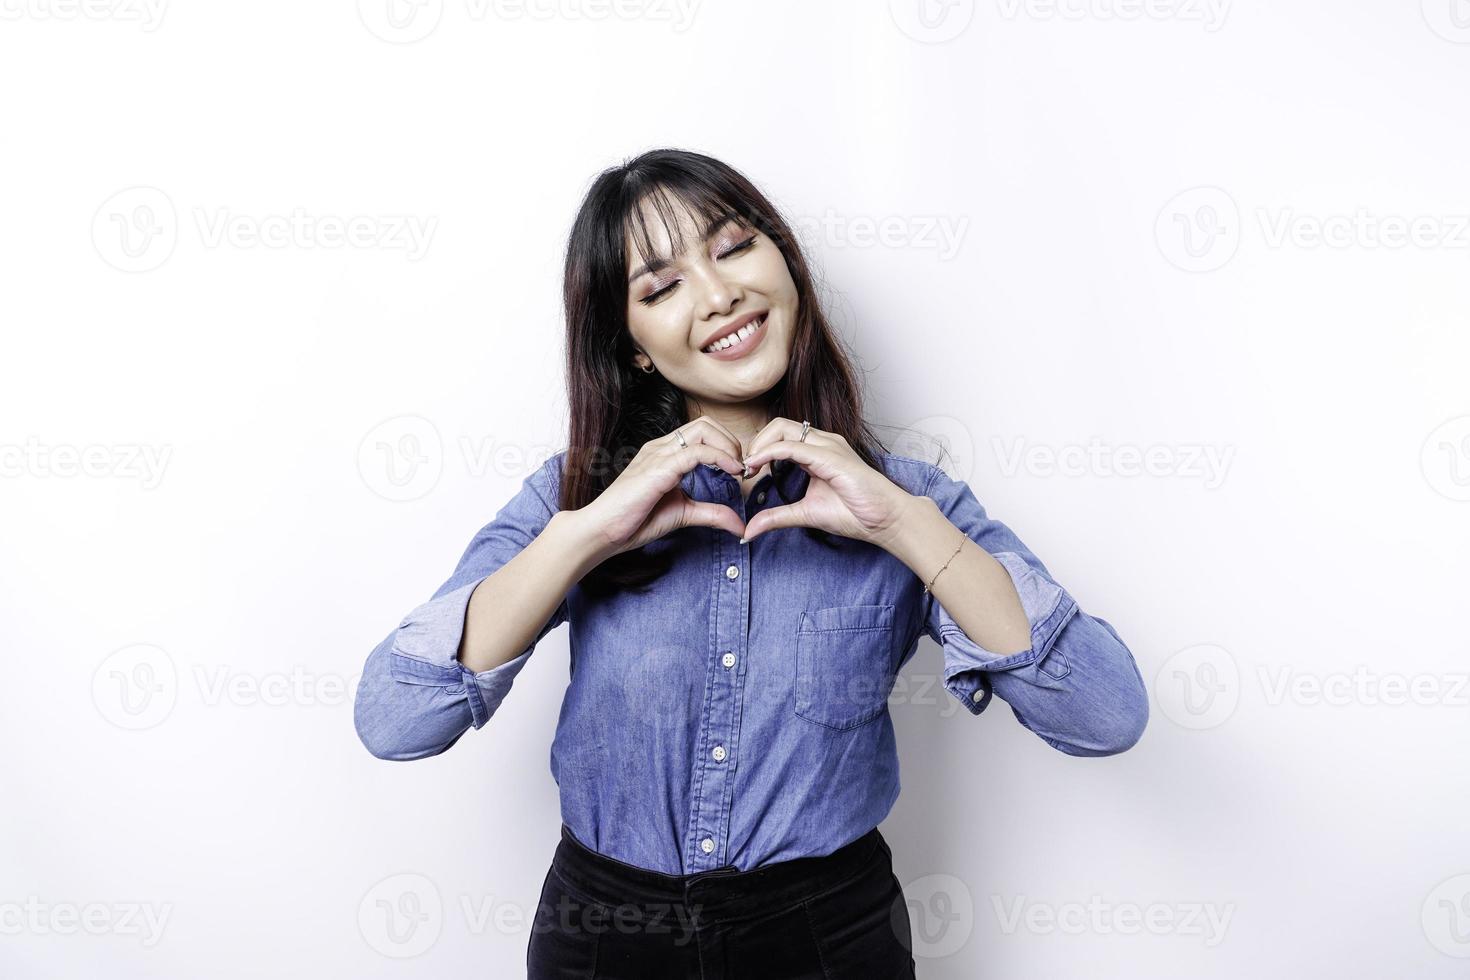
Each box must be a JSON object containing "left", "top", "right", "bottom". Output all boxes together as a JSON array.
[{"left": 527, "top": 823, "right": 917, "bottom": 979}]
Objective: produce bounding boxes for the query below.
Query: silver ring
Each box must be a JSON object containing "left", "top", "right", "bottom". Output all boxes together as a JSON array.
[
  {"left": 798, "top": 420, "right": 810, "bottom": 442},
  {"left": 674, "top": 429, "right": 688, "bottom": 449}
]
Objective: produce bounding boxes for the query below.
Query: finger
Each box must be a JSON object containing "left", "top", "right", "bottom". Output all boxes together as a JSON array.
[
  {"left": 683, "top": 415, "right": 747, "bottom": 465},
  {"left": 744, "top": 416, "right": 799, "bottom": 462},
  {"left": 746, "top": 418, "right": 832, "bottom": 464},
  {"left": 672, "top": 443, "right": 744, "bottom": 480},
  {"left": 680, "top": 498, "right": 747, "bottom": 540},
  {"left": 741, "top": 439, "right": 842, "bottom": 482},
  {"left": 741, "top": 502, "right": 805, "bottom": 542},
  {"left": 671, "top": 418, "right": 745, "bottom": 470}
]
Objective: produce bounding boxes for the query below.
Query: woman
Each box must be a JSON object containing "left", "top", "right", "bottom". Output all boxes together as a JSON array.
[{"left": 353, "top": 148, "right": 1150, "bottom": 978}]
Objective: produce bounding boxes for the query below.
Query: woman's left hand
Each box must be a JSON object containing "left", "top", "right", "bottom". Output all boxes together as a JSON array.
[{"left": 740, "top": 418, "right": 916, "bottom": 547}]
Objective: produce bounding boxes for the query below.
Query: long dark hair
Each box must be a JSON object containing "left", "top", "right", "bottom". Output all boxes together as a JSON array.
[{"left": 560, "top": 147, "right": 890, "bottom": 594}]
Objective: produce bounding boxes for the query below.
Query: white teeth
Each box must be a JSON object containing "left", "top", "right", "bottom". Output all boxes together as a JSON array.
[{"left": 703, "top": 314, "right": 765, "bottom": 353}]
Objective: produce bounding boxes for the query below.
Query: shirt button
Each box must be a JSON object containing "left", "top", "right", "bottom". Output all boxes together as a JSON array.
[
  {"left": 722, "top": 652, "right": 736, "bottom": 668},
  {"left": 972, "top": 689, "right": 984, "bottom": 702},
  {"left": 755, "top": 490, "right": 766, "bottom": 504},
  {"left": 712, "top": 745, "right": 726, "bottom": 762},
  {"left": 725, "top": 564, "right": 739, "bottom": 580},
  {"left": 701, "top": 837, "right": 715, "bottom": 854}
]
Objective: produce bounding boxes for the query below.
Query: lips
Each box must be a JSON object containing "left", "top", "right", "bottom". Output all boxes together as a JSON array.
[{"left": 700, "top": 311, "right": 768, "bottom": 353}]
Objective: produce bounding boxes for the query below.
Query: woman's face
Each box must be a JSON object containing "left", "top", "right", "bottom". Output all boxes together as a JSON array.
[{"left": 625, "top": 197, "right": 797, "bottom": 413}]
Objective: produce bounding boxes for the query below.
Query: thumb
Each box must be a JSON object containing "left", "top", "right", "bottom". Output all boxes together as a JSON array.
[
  {"left": 741, "top": 503, "right": 803, "bottom": 543},
  {"left": 681, "top": 499, "right": 747, "bottom": 541}
]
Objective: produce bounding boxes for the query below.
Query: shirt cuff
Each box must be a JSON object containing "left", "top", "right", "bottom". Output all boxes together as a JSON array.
[
  {"left": 389, "top": 578, "right": 535, "bottom": 729},
  {"left": 932, "top": 551, "right": 1080, "bottom": 715}
]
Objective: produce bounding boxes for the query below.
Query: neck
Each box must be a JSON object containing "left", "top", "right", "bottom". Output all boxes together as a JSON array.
[{"left": 684, "top": 398, "right": 770, "bottom": 453}]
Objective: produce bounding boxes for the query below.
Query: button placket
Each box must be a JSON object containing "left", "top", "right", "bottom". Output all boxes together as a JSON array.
[{"left": 686, "top": 473, "right": 747, "bottom": 872}]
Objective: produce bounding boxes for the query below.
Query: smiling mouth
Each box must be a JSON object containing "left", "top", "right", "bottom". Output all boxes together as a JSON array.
[{"left": 701, "top": 313, "right": 768, "bottom": 354}]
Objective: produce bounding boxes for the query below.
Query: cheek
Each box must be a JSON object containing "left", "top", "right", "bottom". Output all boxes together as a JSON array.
[
  {"left": 754, "top": 251, "right": 797, "bottom": 302},
  {"left": 628, "top": 306, "right": 691, "bottom": 355}
]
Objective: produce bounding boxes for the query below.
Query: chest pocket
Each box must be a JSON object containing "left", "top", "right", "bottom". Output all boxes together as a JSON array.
[{"left": 794, "top": 603, "right": 897, "bottom": 731}]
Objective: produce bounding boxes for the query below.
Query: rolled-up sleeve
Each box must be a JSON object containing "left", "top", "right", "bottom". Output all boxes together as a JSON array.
[
  {"left": 353, "top": 451, "right": 571, "bottom": 761},
  {"left": 919, "top": 463, "right": 1149, "bottom": 757}
]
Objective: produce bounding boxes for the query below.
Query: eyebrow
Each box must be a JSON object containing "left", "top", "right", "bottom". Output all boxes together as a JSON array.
[{"left": 627, "top": 211, "right": 744, "bottom": 285}]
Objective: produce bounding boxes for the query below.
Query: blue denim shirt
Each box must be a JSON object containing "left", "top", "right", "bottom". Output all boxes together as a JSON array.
[{"left": 354, "top": 448, "right": 1149, "bottom": 874}]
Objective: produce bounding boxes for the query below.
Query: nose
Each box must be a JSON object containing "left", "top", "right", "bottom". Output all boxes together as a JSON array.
[{"left": 689, "top": 259, "right": 743, "bottom": 325}]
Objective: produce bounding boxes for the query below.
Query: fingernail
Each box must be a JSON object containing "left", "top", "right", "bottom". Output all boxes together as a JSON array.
[{"left": 738, "top": 536, "right": 748, "bottom": 544}]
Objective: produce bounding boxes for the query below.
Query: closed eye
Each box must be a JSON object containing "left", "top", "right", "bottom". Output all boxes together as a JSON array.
[
  {"left": 637, "top": 235, "right": 759, "bottom": 306},
  {"left": 721, "top": 235, "right": 758, "bottom": 258}
]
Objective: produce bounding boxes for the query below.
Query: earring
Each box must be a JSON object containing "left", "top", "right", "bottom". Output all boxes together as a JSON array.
[{"left": 639, "top": 361, "right": 656, "bottom": 374}]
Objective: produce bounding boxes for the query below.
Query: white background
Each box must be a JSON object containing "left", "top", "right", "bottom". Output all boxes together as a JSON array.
[{"left": 2, "top": 1, "right": 1468, "bottom": 977}]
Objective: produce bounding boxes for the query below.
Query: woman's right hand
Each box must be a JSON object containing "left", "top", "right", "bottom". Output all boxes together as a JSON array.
[{"left": 578, "top": 418, "right": 749, "bottom": 560}]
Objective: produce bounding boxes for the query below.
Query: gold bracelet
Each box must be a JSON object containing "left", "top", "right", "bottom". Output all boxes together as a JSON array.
[{"left": 922, "top": 528, "right": 967, "bottom": 594}]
